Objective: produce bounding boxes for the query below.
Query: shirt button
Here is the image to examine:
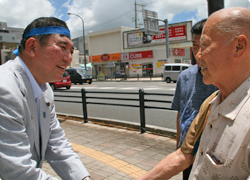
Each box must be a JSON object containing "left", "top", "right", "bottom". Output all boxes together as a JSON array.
[
  {"left": 210, "top": 124, "right": 213, "bottom": 128},
  {"left": 201, "top": 151, "right": 203, "bottom": 156}
]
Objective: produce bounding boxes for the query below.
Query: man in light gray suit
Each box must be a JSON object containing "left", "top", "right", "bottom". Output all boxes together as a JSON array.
[{"left": 0, "top": 17, "right": 92, "bottom": 180}]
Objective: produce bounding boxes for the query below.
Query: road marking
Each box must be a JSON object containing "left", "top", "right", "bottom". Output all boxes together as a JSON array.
[
  {"left": 143, "top": 88, "right": 162, "bottom": 90},
  {"left": 168, "top": 88, "right": 176, "bottom": 91},
  {"left": 71, "top": 142, "right": 147, "bottom": 179},
  {"left": 70, "top": 86, "right": 176, "bottom": 91},
  {"left": 120, "top": 87, "right": 138, "bottom": 90},
  {"left": 99, "top": 87, "right": 117, "bottom": 89}
]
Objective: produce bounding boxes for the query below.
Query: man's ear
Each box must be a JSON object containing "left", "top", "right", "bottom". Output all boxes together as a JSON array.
[
  {"left": 234, "top": 35, "right": 247, "bottom": 58},
  {"left": 25, "top": 38, "right": 37, "bottom": 57}
]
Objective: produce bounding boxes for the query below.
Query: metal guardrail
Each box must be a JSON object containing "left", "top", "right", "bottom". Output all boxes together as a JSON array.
[{"left": 54, "top": 88, "right": 175, "bottom": 133}]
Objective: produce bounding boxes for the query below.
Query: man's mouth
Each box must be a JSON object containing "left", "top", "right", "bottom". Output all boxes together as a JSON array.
[
  {"left": 201, "top": 67, "right": 207, "bottom": 71},
  {"left": 56, "top": 65, "right": 66, "bottom": 70}
]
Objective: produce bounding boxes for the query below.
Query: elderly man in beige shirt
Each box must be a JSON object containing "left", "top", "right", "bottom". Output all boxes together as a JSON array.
[{"left": 137, "top": 7, "right": 250, "bottom": 180}]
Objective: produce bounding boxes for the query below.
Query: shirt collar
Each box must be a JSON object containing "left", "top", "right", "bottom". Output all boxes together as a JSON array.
[
  {"left": 210, "top": 76, "right": 250, "bottom": 121},
  {"left": 18, "top": 57, "right": 47, "bottom": 99}
]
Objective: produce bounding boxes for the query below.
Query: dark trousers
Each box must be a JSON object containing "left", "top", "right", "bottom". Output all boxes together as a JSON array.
[{"left": 183, "top": 165, "right": 192, "bottom": 180}]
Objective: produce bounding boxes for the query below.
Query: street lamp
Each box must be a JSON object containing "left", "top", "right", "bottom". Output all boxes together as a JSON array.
[{"left": 67, "top": 12, "right": 87, "bottom": 70}]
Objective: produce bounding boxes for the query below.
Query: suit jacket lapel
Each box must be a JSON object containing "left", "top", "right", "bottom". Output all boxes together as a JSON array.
[
  {"left": 11, "top": 58, "right": 41, "bottom": 159},
  {"left": 39, "top": 90, "right": 51, "bottom": 161}
]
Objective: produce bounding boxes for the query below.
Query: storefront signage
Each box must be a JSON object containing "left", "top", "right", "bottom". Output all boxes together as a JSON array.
[
  {"left": 91, "top": 53, "right": 121, "bottom": 63},
  {"left": 152, "top": 25, "right": 186, "bottom": 43},
  {"left": 173, "top": 48, "right": 185, "bottom": 56},
  {"left": 124, "top": 22, "right": 191, "bottom": 49},
  {"left": 129, "top": 64, "right": 142, "bottom": 72},
  {"left": 101, "top": 54, "right": 110, "bottom": 61},
  {"left": 128, "top": 32, "right": 143, "bottom": 47},
  {"left": 157, "top": 60, "right": 167, "bottom": 68},
  {"left": 121, "top": 50, "right": 153, "bottom": 60}
]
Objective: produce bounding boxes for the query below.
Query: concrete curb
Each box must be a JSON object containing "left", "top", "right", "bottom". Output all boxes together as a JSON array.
[{"left": 57, "top": 113, "right": 177, "bottom": 139}]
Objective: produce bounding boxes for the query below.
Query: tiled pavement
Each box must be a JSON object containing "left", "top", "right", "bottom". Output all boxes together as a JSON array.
[{"left": 42, "top": 119, "right": 181, "bottom": 180}]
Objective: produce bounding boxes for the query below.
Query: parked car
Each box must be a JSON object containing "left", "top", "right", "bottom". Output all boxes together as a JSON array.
[
  {"left": 163, "top": 63, "right": 192, "bottom": 83},
  {"left": 49, "top": 71, "right": 71, "bottom": 90},
  {"left": 66, "top": 67, "right": 92, "bottom": 84},
  {"left": 113, "top": 71, "right": 126, "bottom": 78}
]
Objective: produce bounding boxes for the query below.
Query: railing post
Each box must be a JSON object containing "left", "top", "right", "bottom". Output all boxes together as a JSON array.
[
  {"left": 81, "top": 88, "right": 88, "bottom": 123},
  {"left": 139, "top": 88, "right": 146, "bottom": 133}
]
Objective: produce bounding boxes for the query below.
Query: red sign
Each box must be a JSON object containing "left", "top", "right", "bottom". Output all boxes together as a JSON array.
[
  {"left": 174, "top": 48, "right": 185, "bottom": 56},
  {"left": 101, "top": 54, "right": 110, "bottom": 61},
  {"left": 122, "top": 50, "right": 153, "bottom": 60},
  {"left": 153, "top": 25, "right": 186, "bottom": 41}
]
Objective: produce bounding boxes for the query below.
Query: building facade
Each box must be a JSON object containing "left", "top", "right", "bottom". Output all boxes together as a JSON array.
[
  {"left": 0, "top": 22, "right": 23, "bottom": 64},
  {"left": 86, "top": 21, "right": 193, "bottom": 79}
]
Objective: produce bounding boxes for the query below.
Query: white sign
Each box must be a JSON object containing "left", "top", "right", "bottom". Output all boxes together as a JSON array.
[
  {"left": 122, "top": 53, "right": 129, "bottom": 60},
  {"left": 107, "top": 62, "right": 115, "bottom": 67},
  {"left": 128, "top": 33, "right": 143, "bottom": 46}
]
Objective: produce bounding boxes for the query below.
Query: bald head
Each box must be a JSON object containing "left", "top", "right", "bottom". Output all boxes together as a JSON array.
[
  {"left": 197, "top": 7, "right": 250, "bottom": 97},
  {"left": 205, "top": 7, "right": 250, "bottom": 42}
]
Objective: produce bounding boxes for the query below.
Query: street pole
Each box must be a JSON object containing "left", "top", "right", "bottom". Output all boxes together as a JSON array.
[
  {"left": 143, "top": 17, "right": 169, "bottom": 63},
  {"left": 135, "top": 0, "right": 137, "bottom": 28},
  {"left": 163, "top": 19, "right": 170, "bottom": 64},
  {"left": 207, "top": 0, "right": 224, "bottom": 16},
  {"left": 67, "top": 13, "right": 87, "bottom": 70}
]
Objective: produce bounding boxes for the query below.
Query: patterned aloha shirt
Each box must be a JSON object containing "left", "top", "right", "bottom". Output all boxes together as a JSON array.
[{"left": 171, "top": 64, "right": 218, "bottom": 148}]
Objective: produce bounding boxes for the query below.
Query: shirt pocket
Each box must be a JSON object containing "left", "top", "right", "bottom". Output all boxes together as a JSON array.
[{"left": 195, "top": 152, "right": 224, "bottom": 179}]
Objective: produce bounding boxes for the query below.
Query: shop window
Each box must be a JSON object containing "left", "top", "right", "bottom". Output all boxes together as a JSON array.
[{"left": 175, "top": 59, "right": 181, "bottom": 63}]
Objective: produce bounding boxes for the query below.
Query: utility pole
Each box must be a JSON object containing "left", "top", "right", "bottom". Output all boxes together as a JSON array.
[
  {"left": 135, "top": 0, "right": 137, "bottom": 28},
  {"left": 207, "top": 0, "right": 224, "bottom": 16},
  {"left": 67, "top": 13, "right": 87, "bottom": 70},
  {"left": 134, "top": 0, "right": 145, "bottom": 28}
]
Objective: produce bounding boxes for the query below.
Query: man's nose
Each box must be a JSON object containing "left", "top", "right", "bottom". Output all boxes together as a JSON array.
[
  {"left": 196, "top": 48, "right": 202, "bottom": 61},
  {"left": 63, "top": 51, "right": 72, "bottom": 64},
  {"left": 195, "top": 48, "right": 202, "bottom": 66},
  {"left": 194, "top": 47, "right": 199, "bottom": 56}
]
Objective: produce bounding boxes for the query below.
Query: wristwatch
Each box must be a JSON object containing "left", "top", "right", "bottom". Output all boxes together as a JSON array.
[{"left": 83, "top": 176, "right": 92, "bottom": 180}]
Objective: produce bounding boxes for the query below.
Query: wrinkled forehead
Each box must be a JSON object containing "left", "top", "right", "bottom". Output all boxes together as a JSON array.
[{"left": 200, "top": 16, "right": 218, "bottom": 40}]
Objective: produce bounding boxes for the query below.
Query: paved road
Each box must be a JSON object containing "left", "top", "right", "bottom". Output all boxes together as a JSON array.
[{"left": 54, "top": 81, "right": 178, "bottom": 131}]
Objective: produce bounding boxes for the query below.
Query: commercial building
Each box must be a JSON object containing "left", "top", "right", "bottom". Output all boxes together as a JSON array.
[
  {"left": 86, "top": 20, "right": 193, "bottom": 78},
  {"left": 0, "top": 22, "right": 23, "bottom": 64}
]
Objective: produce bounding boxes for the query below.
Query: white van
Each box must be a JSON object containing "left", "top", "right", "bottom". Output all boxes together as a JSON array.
[{"left": 163, "top": 63, "right": 192, "bottom": 83}]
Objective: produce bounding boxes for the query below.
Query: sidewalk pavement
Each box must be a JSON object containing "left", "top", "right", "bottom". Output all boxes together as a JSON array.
[{"left": 42, "top": 117, "right": 181, "bottom": 180}]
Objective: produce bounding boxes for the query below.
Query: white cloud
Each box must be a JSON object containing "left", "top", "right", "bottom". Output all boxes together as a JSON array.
[
  {"left": 0, "top": 0, "right": 55, "bottom": 28},
  {"left": 0, "top": 0, "right": 249, "bottom": 39}
]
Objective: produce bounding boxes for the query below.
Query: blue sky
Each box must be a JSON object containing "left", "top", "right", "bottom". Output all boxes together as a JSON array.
[
  {"left": 172, "top": 10, "right": 198, "bottom": 24},
  {"left": 0, "top": 0, "right": 249, "bottom": 39}
]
